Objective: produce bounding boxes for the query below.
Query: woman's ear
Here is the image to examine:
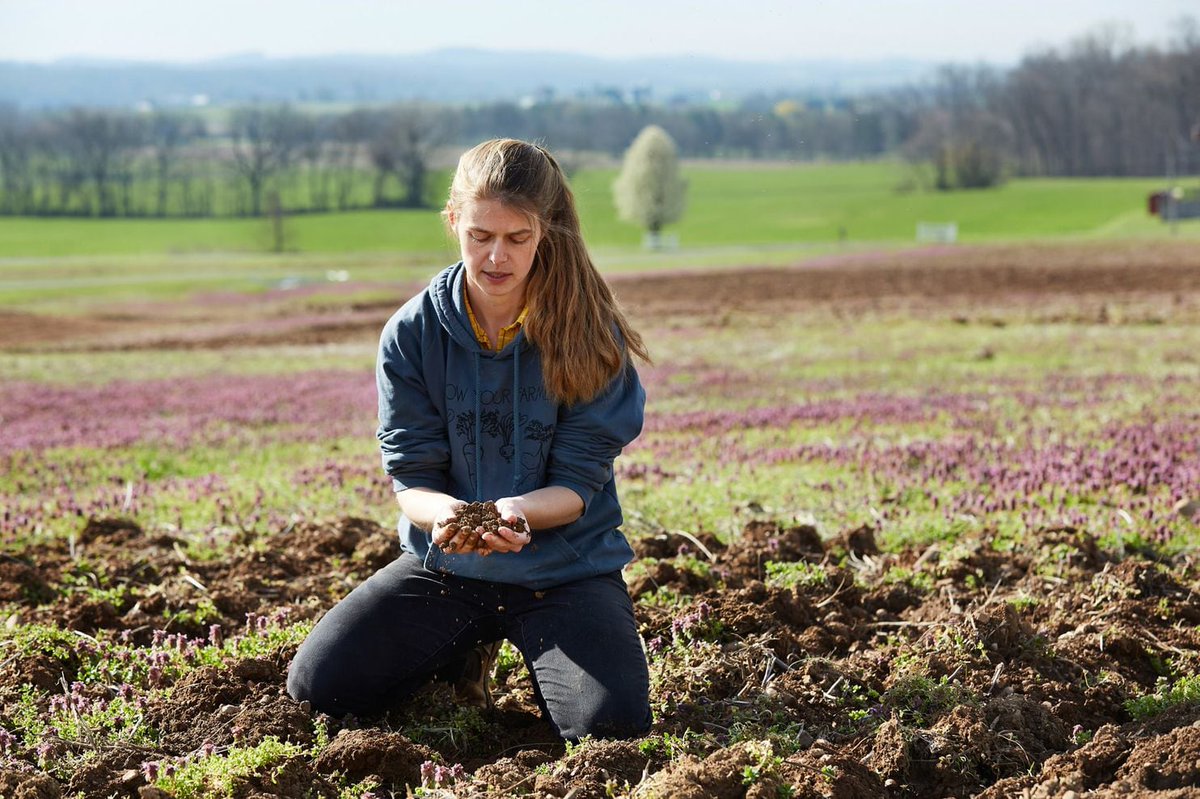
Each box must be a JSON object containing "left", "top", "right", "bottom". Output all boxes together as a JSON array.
[{"left": 445, "top": 203, "right": 458, "bottom": 229}]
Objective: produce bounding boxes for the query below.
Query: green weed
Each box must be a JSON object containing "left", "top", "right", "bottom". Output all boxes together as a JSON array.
[
  {"left": 153, "top": 736, "right": 304, "bottom": 798},
  {"left": 1125, "top": 674, "right": 1200, "bottom": 720},
  {"left": 1007, "top": 595, "right": 1039, "bottom": 612},
  {"left": 882, "top": 674, "right": 975, "bottom": 727},
  {"left": 638, "top": 729, "right": 706, "bottom": 761},
  {"left": 764, "top": 561, "right": 828, "bottom": 590}
]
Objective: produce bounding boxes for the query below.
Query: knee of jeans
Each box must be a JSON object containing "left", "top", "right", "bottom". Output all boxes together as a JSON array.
[
  {"left": 285, "top": 654, "right": 316, "bottom": 703},
  {"left": 556, "top": 693, "right": 651, "bottom": 742},
  {"left": 286, "top": 650, "right": 343, "bottom": 715}
]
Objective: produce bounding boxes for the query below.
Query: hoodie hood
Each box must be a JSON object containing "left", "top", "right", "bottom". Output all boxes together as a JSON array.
[{"left": 431, "top": 262, "right": 528, "bottom": 358}]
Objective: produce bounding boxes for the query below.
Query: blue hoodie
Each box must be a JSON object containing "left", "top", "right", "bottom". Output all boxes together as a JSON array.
[{"left": 376, "top": 262, "right": 646, "bottom": 590}]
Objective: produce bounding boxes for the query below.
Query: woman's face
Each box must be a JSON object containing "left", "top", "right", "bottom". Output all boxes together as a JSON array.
[{"left": 449, "top": 198, "right": 542, "bottom": 308}]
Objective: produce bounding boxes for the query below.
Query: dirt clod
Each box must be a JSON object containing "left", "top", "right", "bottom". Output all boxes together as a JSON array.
[{"left": 439, "top": 500, "right": 528, "bottom": 554}]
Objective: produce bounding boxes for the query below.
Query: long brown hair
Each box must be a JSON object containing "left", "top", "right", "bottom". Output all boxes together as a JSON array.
[{"left": 444, "top": 138, "right": 650, "bottom": 405}]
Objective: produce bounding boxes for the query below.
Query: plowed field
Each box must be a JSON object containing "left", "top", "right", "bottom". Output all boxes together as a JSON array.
[{"left": 1, "top": 241, "right": 1198, "bottom": 798}]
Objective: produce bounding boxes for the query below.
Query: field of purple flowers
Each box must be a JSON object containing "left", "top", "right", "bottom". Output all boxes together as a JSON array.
[{"left": 1, "top": 241, "right": 1198, "bottom": 797}]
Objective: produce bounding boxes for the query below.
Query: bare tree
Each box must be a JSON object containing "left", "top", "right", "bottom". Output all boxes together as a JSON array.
[
  {"left": 331, "top": 109, "right": 371, "bottom": 211},
  {"left": 149, "top": 112, "right": 205, "bottom": 217},
  {"left": 0, "top": 105, "right": 34, "bottom": 214},
  {"left": 58, "top": 109, "right": 143, "bottom": 216},
  {"left": 367, "top": 105, "right": 447, "bottom": 208},
  {"left": 296, "top": 113, "right": 334, "bottom": 212},
  {"left": 903, "top": 66, "right": 1011, "bottom": 189},
  {"left": 229, "top": 105, "right": 304, "bottom": 216}
]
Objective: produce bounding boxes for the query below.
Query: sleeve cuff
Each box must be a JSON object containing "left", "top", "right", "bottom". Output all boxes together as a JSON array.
[
  {"left": 548, "top": 480, "right": 593, "bottom": 514},
  {"left": 390, "top": 475, "right": 446, "bottom": 494}
]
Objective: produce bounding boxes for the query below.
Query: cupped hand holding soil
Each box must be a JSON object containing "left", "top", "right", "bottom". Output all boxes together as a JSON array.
[{"left": 435, "top": 500, "right": 529, "bottom": 556}]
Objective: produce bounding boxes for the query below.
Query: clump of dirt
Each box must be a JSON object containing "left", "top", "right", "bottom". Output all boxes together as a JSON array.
[
  {"left": 144, "top": 658, "right": 314, "bottom": 752},
  {"left": 552, "top": 739, "right": 653, "bottom": 799},
  {"left": 631, "top": 740, "right": 779, "bottom": 799},
  {"left": 438, "top": 501, "right": 528, "bottom": 554},
  {"left": 63, "top": 747, "right": 146, "bottom": 799},
  {"left": 0, "top": 767, "right": 61, "bottom": 799},
  {"left": 227, "top": 755, "right": 337, "bottom": 799},
  {"left": 1116, "top": 725, "right": 1200, "bottom": 789},
  {"left": 0, "top": 558, "right": 54, "bottom": 604},
  {"left": 312, "top": 728, "right": 438, "bottom": 790},
  {"left": 717, "top": 521, "right": 825, "bottom": 586}
]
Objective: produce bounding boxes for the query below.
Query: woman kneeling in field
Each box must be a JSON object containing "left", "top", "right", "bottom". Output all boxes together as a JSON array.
[{"left": 287, "top": 138, "right": 653, "bottom": 741}]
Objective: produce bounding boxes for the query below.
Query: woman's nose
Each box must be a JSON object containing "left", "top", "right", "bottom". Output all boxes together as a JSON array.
[{"left": 490, "top": 242, "right": 508, "bottom": 263}]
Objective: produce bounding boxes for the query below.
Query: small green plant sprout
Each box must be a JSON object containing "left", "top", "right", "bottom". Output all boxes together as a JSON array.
[
  {"left": 882, "top": 566, "right": 934, "bottom": 593},
  {"left": 492, "top": 640, "right": 523, "bottom": 680},
  {"left": 1007, "top": 594, "right": 1039, "bottom": 612},
  {"left": 337, "top": 777, "right": 382, "bottom": 799},
  {"left": 162, "top": 597, "right": 223, "bottom": 629},
  {"left": 1124, "top": 674, "right": 1200, "bottom": 721},
  {"left": 637, "top": 584, "right": 685, "bottom": 611},
  {"left": 1037, "top": 541, "right": 1080, "bottom": 579},
  {"left": 765, "top": 560, "right": 827, "bottom": 590},
  {"left": 675, "top": 552, "right": 715, "bottom": 582},
  {"left": 1071, "top": 724, "right": 1094, "bottom": 746},
  {"left": 638, "top": 729, "right": 704, "bottom": 761},
  {"left": 739, "top": 741, "right": 780, "bottom": 786},
  {"left": 932, "top": 626, "right": 987, "bottom": 660},
  {"left": 562, "top": 735, "right": 593, "bottom": 758},
  {"left": 819, "top": 763, "right": 840, "bottom": 780}
]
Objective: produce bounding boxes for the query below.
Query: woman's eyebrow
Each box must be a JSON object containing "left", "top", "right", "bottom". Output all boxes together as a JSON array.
[{"left": 469, "top": 225, "right": 533, "bottom": 236}]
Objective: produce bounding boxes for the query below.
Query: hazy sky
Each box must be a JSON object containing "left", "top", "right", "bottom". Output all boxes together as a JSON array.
[{"left": 1, "top": 0, "right": 1194, "bottom": 64}]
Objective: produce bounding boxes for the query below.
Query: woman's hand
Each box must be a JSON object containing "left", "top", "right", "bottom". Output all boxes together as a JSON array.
[
  {"left": 482, "top": 497, "right": 532, "bottom": 554},
  {"left": 430, "top": 499, "right": 476, "bottom": 553}
]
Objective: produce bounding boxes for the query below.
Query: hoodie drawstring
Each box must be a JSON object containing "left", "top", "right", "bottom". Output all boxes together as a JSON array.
[
  {"left": 512, "top": 346, "right": 521, "bottom": 493},
  {"left": 473, "top": 352, "right": 483, "bottom": 501}
]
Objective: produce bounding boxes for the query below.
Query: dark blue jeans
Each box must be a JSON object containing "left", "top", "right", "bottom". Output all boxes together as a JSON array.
[{"left": 287, "top": 552, "right": 651, "bottom": 741}]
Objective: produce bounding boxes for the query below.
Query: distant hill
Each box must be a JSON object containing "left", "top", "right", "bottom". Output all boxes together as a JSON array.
[{"left": 0, "top": 49, "right": 940, "bottom": 109}]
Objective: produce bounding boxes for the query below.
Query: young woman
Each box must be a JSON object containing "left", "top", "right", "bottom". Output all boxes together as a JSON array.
[{"left": 287, "top": 138, "right": 653, "bottom": 741}]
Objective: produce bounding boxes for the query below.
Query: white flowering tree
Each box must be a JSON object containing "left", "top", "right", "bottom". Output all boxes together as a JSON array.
[{"left": 612, "top": 125, "right": 687, "bottom": 248}]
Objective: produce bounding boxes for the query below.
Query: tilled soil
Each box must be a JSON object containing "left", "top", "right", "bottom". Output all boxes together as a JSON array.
[
  {"left": 2, "top": 241, "right": 1200, "bottom": 797},
  {"left": 1, "top": 513, "right": 1198, "bottom": 797}
]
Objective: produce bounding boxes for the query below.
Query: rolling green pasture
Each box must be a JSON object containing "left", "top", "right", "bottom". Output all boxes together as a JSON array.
[{"left": 0, "top": 161, "right": 1191, "bottom": 260}]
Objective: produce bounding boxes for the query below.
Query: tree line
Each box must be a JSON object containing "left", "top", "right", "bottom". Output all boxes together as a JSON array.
[
  {"left": 904, "top": 24, "right": 1200, "bottom": 188},
  {"left": 0, "top": 24, "right": 1196, "bottom": 218}
]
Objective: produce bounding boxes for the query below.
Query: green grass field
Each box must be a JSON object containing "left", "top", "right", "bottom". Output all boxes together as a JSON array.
[{"left": 0, "top": 161, "right": 1191, "bottom": 260}]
